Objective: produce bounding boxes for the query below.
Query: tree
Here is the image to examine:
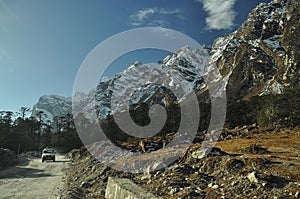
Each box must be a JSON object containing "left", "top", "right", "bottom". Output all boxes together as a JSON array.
[
  {"left": 34, "top": 111, "right": 46, "bottom": 150},
  {"left": 3, "top": 111, "right": 14, "bottom": 128},
  {"left": 0, "top": 109, "right": 82, "bottom": 153},
  {"left": 41, "top": 120, "right": 52, "bottom": 148},
  {"left": 257, "top": 97, "right": 279, "bottom": 129},
  {"left": 19, "top": 107, "right": 31, "bottom": 119}
]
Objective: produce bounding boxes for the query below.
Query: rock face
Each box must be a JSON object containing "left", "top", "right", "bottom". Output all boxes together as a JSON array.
[
  {"left": 31, "top": 94, "right": 72, "bottom": 121},
  {"left": 211, "top": 0, "right": 300, "bottom": 101}
]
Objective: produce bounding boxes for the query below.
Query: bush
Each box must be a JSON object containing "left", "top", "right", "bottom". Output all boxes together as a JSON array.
[{"left": 0, "top": 148, "right": 17, "bottom": 168}]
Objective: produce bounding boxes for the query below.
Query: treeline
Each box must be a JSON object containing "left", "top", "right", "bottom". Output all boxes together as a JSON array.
[
  {"left": 99, "top": 87, "right": 300, "bottom": 143},
  {"left": 0, "top": 108, "right": 82, "bottom": 154},
  {"left": 226, "top": 88, "right": 300, "bottom": 128}
]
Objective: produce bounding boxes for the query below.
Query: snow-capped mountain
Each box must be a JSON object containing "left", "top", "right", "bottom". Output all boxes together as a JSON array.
[
  {"left": 73, "top": 46, "right": 208, "bottom": 121},
  {"left": 32, "top": 95, "right": 72, "bottom": 122},
  {"left": 39, "top": 0, "right": 299, "bottom": 125}
]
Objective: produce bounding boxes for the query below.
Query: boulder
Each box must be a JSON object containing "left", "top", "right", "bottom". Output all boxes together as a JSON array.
[{"left": 247, "top": 171, "right": 259, "bottom": 183}]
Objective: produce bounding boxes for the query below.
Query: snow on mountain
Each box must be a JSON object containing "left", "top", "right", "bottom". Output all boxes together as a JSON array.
[
  {"left": 72, "top": 46, "right": 209, "bottom": 121},
  {"left": 32, "top": 94, "right": 72, "bottom": 121}
]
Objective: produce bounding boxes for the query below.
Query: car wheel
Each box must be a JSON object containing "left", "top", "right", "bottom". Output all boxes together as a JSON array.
[
  {"left": 42, "top": 158, "right": 44, "bottom": 162},
  {"left": 53, "top": 158, "right": 55, "bottom": 162}
]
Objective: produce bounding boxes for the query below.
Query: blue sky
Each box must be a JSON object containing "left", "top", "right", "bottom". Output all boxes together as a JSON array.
[{"left": 0, "top": 0, "right": 271, "bottom": 112}]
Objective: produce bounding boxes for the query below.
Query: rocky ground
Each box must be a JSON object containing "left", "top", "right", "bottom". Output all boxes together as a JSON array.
[{"left": 61, "top": 126, "right": 300, "bottom": 199}]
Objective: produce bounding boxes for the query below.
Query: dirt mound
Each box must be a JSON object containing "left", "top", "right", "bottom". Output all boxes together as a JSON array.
[{"left": 0, "top": 148, "right": 17, "bottom": 169}]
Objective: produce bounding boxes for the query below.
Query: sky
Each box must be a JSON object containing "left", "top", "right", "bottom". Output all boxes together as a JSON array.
[{"left": 0, "top": 0, "right": 271, "bottom": 112}]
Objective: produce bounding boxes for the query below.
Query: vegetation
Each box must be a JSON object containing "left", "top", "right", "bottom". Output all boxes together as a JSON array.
[
  {"left": 0, "top": 107, "right": 82, "bottom": 154},
  {"left": 226, "top": 87, "right": 300, "bottom": 129}
]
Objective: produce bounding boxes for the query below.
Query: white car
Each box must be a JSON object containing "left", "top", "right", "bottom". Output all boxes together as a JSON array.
[{"left": 41, "top": 148, "right": 56, "bottom": 162}]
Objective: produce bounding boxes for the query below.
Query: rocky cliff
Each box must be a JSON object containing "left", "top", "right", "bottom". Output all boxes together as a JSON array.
[{"left": 210, "top": 0, "right": 299, "bottom": 101}]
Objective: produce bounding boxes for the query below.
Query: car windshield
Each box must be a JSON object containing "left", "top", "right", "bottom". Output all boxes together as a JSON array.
[{"left": 43, "top": 149, "right": 54, "bottom": 153}]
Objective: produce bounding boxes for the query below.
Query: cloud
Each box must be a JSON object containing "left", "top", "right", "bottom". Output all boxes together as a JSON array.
[
  {"left": 197, "top": 0, "right": 237, "bottom": 30},
  {"left": 129, "top": 8, "right": 183, "bottom": 27}
]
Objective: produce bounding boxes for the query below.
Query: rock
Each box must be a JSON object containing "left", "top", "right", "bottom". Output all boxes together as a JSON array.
[
  {"left": 192, "top": 147, "right": 228, "bottom": 159},
  {"left": 169, "top": 187, "right": 179, "bottom": 195},
  {"left": 247, "top": 171, "right": 259, "bottom": 183},
  {"left": 141, "top": 174, "right": 151, "bottom": 181},
  {"left": 208, "top": 183, "right": 219, "bottom": 189},
  {"left": 295, "top": 191, "right": 299, "bottom": 198},
  {"left": 212, "top": 184, "right": 219, "bottom": 189},
  {"left": 80, "top": 182, "right": 91, "bottom": 189},
  {"left": 152, "top": 162, "right": 166, "bottom": 171},
  {"left": 226, "top": 159, "right": 245, "bottom": 170},
  {"left": 105, "top": 177, "right": 162, "bottom": 199}
]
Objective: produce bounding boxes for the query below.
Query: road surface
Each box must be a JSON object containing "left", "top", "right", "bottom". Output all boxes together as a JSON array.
[{"left": 0, "top": 154, "right": 70, "bottom": 199}]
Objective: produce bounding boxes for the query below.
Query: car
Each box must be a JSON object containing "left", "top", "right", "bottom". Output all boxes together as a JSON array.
[{"left": 41, "top": 148, "right": 56, "bottom": 162}]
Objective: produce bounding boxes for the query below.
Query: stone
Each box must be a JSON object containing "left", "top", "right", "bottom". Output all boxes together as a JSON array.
[
  {"left": 141, "top": 174, "right": 151, "bottom": 181},
  {"left": 295, "top": 191, "right": 299, "bottom": 198},
  {"left": 192, "top": 147, "right": 227, "bottom": 159},
  {"left": 212, "top": 184, "right": 219, "bottom": 189},
  {"left": 169, "top": 187, "right": 179, "bottom": 195},
  {"left": 105, "top": 177, "right": 162, "bottom": 199},
  {"left": 247, "top": 171, "right": 258, "bottom": 183},
  {"left": 80, "top": 182, "right": 91, "bottom": 189}
]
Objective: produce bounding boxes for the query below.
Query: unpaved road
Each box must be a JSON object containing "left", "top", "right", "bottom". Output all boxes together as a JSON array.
[{"left": 0, "top": 154, "right": 70, "bottom": 199}]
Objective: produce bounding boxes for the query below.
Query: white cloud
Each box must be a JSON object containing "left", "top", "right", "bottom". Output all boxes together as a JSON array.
[
  {"left": 197, "top": 0, "right": 237, "bottom": 30},
  {"left": 132, "top": 8, "right": 156, "bottom": 26},
  {"left": 129, "top": 8, "right": 183, "bottom": 27}
]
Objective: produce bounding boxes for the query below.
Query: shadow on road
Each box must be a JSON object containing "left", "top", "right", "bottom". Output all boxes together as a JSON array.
[{"left": 0, "top": 166, "right": 52, "bottom": 179}]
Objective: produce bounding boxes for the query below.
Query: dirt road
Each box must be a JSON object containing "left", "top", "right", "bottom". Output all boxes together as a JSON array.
[{"left": 0, "top": 154, "right": 70, "bottom": 199}]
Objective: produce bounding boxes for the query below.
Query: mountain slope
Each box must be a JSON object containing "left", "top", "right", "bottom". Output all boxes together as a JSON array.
[{"left": 210, "top": 0, "right": 299, "bottom": 101}]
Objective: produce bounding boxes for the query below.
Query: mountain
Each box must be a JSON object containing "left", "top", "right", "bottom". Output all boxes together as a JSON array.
[
  {"left": 44, "top": 0, "right": 299, "bottom": 129},
  {"left": 76, "top": 0, "right": 299, "bottom": 124},
  {"left": 211, "top": 0, "right": 299, "bottom": 101},
  {"left": 73, "top": 46, "right": 209, "bottom": 122},
  {"left": 32, "top": 94, "right": 72, "bottom": 122}
]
